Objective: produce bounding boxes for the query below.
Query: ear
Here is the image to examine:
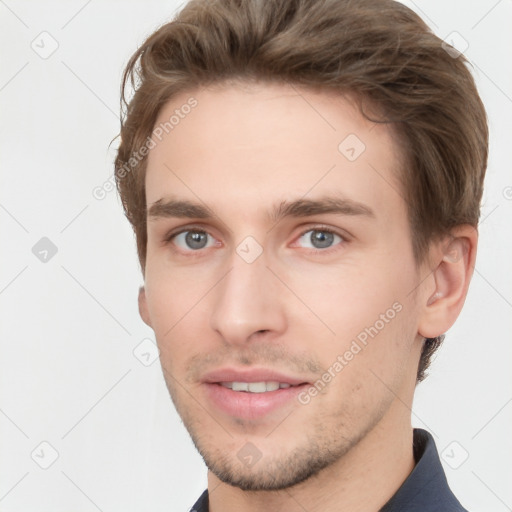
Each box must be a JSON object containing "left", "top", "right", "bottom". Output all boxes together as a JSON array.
[
  {"left": 138, "top": 286, "right": 152, "bottom": 327},
  {"left": 417, "top": 225, "right": 478, "bottom": 338}
]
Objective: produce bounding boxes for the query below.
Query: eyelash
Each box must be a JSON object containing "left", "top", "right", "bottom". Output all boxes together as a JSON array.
[
  {"left": 292, "top": 225, "right": 346, "bottom": 254},
  {"left": 163, "top": 224, "right": 347, "bottom": 256}
]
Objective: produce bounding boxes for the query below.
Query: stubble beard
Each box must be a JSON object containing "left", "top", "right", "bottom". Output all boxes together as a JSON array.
[{"left": 166, "top": 380, "right": 382, "bottom": 492}]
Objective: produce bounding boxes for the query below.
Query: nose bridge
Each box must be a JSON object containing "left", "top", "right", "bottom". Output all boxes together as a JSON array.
[{"left": 210, "top": 248, "right": 285, "bottom": 344}]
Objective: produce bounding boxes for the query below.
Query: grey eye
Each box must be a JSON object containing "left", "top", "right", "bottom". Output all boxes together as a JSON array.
[
  {"left": 298, "top": 230, "right": 341, "bottom": 249},
  {"left": 174, "top": 231, "right": 213, "bottom": 250}
]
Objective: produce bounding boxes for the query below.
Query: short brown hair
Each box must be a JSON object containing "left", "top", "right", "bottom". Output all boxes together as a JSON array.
[{"left": 115, "top": 0, "right": 488, "bottom": 382}]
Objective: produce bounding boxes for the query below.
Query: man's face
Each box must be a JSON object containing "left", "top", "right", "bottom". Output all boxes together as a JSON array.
[{"left": 141, "top": 82, "right": 427, "bottom": 490}]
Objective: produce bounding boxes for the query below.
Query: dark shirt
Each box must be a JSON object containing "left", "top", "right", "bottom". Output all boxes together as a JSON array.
[{"left": 190, "top": 428, "right": 468, "bottom": 511}]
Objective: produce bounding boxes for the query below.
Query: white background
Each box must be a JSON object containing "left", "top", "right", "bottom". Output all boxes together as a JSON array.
[{"left": 0, "top": 1, "right": 511, "bottom": 511}]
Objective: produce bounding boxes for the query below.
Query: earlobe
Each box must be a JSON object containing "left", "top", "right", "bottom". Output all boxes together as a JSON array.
[
  {"left": 138, "top": 286, "right": 152, "bottom": 327},
  {"left": 418, "top": 226, "right": 478, "bottom": 339}
]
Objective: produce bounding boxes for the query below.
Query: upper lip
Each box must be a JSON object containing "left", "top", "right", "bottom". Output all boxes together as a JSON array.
[{"left": 201, "top": 367, "right": 311, "bottom": 386}]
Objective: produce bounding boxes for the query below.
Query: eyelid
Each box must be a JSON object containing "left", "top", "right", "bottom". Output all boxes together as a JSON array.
[
  {"left": 162, "top": 224, "right": 222, "bottom": 258},
  {"left": 295, "top": 223, "right": 350, "bottom": 241},
  {"left": 291, "top": 224, "right": 348, "bottom": 252},
  {"left": 163, "top": 223, "right": 219, "bottom": 243}
]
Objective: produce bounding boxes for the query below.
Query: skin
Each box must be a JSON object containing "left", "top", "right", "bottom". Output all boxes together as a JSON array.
[{"left": 138, "top": 81, "right": 477, "bottom": 512}]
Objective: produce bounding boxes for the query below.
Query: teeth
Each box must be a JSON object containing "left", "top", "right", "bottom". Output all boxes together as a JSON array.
[
  {"left": 248, "top": 382, "right": 268, "bottom": 393},
  {"left": 220, "top": 381, "right": 291, "bottom": 393},
  {"left": 232, "top": 382, "right": 249, "bottom": 392}
]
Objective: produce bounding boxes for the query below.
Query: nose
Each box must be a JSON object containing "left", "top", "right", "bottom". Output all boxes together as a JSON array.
[{"left": 209, "top": 251, "right": 287, "bottom": 346}]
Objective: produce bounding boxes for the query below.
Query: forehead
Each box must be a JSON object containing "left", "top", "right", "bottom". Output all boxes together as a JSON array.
[{"left": 145, "top": 82, "right": 405, "bottom": 225}]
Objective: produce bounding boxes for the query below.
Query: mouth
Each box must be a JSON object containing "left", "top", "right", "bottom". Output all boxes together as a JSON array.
[
  {"left": 201, "top": 368, "right": 312, "bottom": 420},
  {"left": 219, "top": 381, "right": 298, "bottom": 392}
]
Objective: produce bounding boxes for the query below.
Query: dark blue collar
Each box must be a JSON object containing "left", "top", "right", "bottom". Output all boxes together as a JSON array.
[
  {"left": 190, "top": 429, "right": 468, "bottom": 512},
  {"left": 379, "top": 428, "right": 468, "bottom": 512}
]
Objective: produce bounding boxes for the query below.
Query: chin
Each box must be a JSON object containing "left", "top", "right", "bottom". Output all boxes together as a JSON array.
[{"left": 197, "top": 437, "right": 351, "bottom": 492}]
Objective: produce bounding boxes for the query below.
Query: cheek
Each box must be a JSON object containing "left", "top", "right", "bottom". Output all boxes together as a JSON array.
[
  {"left": 296, "top": 260, "right": 418, "bottom": 381},
  {"left": 284, "top": 261, "right": 402, "bottom": 341},
  {"left": 143, "top": 264, "right": 210, "bottom": 354},
  {"left": 311, "top": 307, "right": 415, "bottom": 430}
]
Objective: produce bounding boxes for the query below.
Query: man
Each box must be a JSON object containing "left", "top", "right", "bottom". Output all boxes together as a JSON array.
[{"left": 114, "top": 0, "right": 488, "bottom": 510}]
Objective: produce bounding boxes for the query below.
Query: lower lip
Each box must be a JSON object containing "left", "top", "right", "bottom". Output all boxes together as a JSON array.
[{"left": 203, "top": 383, "right": 308, "bottom": 420}]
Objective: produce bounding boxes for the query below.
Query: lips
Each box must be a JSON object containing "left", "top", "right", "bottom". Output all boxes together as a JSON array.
[
  {"left": 201, "top": 368, "right": 311, "bottom": 420},
  {"left": 220, "top": 381, "right": 292, "bottom": 392},
  {"left": 202, "top": 368, "right": 309, "bottom": 387}
]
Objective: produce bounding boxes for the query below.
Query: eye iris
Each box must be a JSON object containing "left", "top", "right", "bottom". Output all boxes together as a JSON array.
[
  {"left": 186, "top": 231, "right": 208, "bottom": 249},
  {"left": 180, "top": 231, "right": 336, "bottom": 250},
  {"left": 311, "top": 230, "right": 333, "bottom": 249}
]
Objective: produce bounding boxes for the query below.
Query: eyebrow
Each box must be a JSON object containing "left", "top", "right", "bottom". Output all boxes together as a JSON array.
[{"left": 147, "top": 196, "right": 375, "bottom": 223}]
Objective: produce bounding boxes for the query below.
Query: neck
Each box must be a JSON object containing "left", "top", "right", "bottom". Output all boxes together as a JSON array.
[{"left": 207, "top": 398, "right": 415, "bottom": 512}]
